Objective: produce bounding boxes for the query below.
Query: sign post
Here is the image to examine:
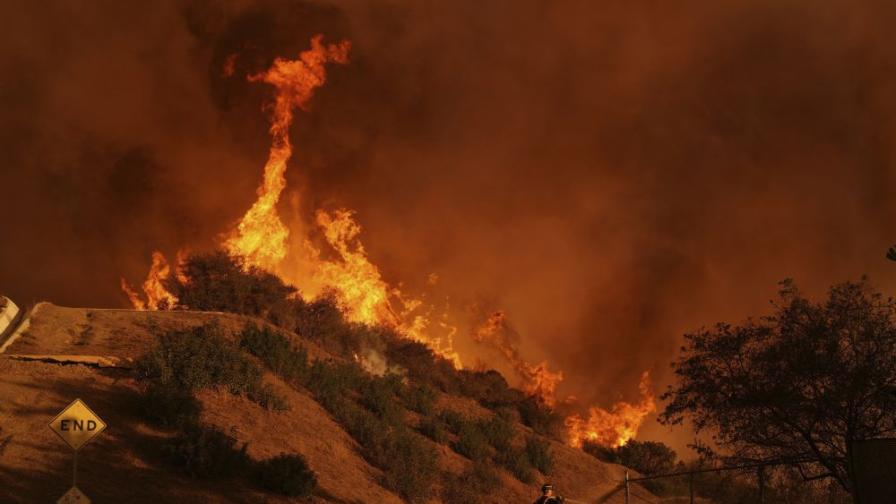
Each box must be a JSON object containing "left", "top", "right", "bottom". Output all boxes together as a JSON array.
[{"left": 48, "top": 398, "right": 106, "bottom": 504}]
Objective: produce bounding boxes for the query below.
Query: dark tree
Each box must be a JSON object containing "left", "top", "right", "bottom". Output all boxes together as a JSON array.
[
  {"left": 584, "top": 439, "right": 677, "bottom": 476},
  {"left": 661, "top": 279, "right": 896, "bottom": 493},
  {"left": 166, "top": 251, "right": 297, "bottom": 317}
]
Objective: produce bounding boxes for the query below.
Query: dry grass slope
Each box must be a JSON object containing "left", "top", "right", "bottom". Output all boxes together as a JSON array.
[{"left": 0, "top": 304, "right": 658, "bottom": 503}]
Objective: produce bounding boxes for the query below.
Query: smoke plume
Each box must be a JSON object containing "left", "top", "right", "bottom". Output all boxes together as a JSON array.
[{"left": 2, "top": 0, "right": 896, "bottom": 452}]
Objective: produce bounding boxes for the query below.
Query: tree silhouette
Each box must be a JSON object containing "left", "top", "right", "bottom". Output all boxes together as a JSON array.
[{"left": 661, "top": 279, "right": 896, "bottom": 493}]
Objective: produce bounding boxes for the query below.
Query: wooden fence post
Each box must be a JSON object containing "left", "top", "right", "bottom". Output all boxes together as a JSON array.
[
  {"left": 624, "top": 470, "right": 630, "bottom": 504},
  {"left": 689, "top": 471, "right": 695, "bottom": 504},
  {"left": 757, "top": 466, "right": 765, "bottom": 504}
]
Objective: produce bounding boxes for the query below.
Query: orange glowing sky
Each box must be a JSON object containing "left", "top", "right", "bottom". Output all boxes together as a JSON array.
[{"left": 3, "top": 0, "right": 896, "bottom": 454}]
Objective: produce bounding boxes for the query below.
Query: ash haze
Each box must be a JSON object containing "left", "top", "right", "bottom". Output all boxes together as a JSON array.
[{"left": 2, "top": 0, "right": 896, "bottom": 454}]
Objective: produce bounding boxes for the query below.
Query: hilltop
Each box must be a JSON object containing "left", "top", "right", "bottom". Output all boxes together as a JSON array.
[{"left": 0, "top": 302, "right": 658, "bottom": 503}]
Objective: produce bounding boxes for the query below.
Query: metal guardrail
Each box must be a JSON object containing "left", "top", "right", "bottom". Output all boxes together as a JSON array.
[
  {"left": 0, "top": 296, "right": 24, "bottom": 344},
  {"left": 621, "top": 457, "right": 816, "bottom": 504}
]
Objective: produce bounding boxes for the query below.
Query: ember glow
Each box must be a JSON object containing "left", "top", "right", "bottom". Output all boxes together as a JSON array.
[
  {"left": 120, "top": 251, "right": 177, "bottom": 311},
  {"left": 121, "top": 34, "right": 653, "bottom": 449},
  {"left": 564, "top": 371, "right": 657, "bottom": 448},
  {"left": 472, "top": 311, "right": 564, "bottom": 405}
]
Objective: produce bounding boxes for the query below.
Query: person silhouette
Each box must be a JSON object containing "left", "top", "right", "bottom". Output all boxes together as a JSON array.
[{"left": 533, "top": 483, "right": 564, "bottom": 504}]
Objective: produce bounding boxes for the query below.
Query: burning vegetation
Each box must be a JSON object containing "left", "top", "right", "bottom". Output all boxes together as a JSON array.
[{"left": 121, "top": 35, "right": 654, "bottom": 450}]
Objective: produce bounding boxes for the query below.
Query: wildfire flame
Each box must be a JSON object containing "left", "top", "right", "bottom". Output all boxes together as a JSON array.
[
  {"left": 120, "top": 251, "right": 178, "bottom": 310},
  {"left": 564, "top": 371, "right": 657, "bottom": 448},
  {"left": 224, "top": 35, "right": 350, "bottom": 271},
  {"left": 472, "top": 311, "right": 563, "bottom": 405},
  {"left": 120, "top": 35, "right": 656, "bottom": 449},
  {"left": 216, "top": 36, "right": 462, "bottom": 367},
  {"left": 299, "top": 209, "right": 462, "bottom": 366}
]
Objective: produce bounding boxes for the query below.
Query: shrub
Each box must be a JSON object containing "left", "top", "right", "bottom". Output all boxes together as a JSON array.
[
  {"left": 418, "top": 416, "right": 449, "bottom": 444},
  {"left": 458, "top": 369, "right": 530, "bottom": 410},
  {"left": 306, "top": 360, "right": 365, "bottom": 404},
  {"left": 304, "top": 360, "right": 437, "bottom": 502},
  {"left": 141, "top": 382, "right": 201, "bottom": 427},
  {"left": 137, "top": 324, "right": 262, "bottom": 395},
  {"left": 239, "top": 323, "right": 308, "bottom": 382},
  {"left": 342, "top": 403, "right": 394, "bottom": 466},
  {"left": 249, "top": 383, "right": 289, "bottom": 411},
  {"left": 498, "top": 447, "right": 534, "bottom": 483},
  {"left": 381, "top": 430, "right": 439, "bottom": 503},
  {"left": 166, "top": 251, "right": 296, "bottom": 317},
  {"left": 583, "top": 439, "right": 676, "bottom": 477},
  {"left": 293, "top": 295, "right": 359, "bottom": 357},
  {"left": 517, "top": 397, "right": 564, "bottom": 439},
  {"left": 442, "top": 460, "right": 501, "bottom": 503},
  {"left": 401, "top": 384, "right": 437, "bottom": 416},
  {"left": 167, "top": 424, "right": 250, "bottom": 479},
  {"left": 335, "top": 400, "right": 437, "bottom": 502},
  {"left": 438, "top": 409, "right": 466, "bottom": 434},
  {"left": 386, "top": 339, "right": 461, "bottom": 393},
  {"left": 479, "top": 412, "right": 514, "bottom": 452},
  {"left": 360, "top": 375, "right": 403, "bottom": 424},
  {"left": 453, "top": 421, "right": 490, "bottom": 461},
  {"left": 582, "top": 440, "right": 616, "bottom": 463},
  {"left": 254, "top": 453, "right": 317, "bottom": 497},
  {"left": 525, "top": 436, "right": 553, "bottom": 474}
]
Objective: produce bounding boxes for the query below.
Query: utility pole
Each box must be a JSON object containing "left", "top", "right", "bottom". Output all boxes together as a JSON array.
[
  {"left": 757, "top": 466, "right": 765, "bottom": 504},
  {"left": 689, "top": 471, "right": 695, "bottom": 504},
  {"left": 624, "top": 471, "right": 630, "bottom": 504}
]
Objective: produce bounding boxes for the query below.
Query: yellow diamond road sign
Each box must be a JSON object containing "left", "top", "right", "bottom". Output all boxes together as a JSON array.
[
  {"left": 49, "top": 399, "right": 106, "bottom": 451},
  {"left": 57, "top": 486, "right": 90, "bottom": 504}
]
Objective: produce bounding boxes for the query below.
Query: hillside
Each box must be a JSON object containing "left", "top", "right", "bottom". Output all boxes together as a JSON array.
[{"left": 0, "top": 302, "right": 659, "bottom": 503}]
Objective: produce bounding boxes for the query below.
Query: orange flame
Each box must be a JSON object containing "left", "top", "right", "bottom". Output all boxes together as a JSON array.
[
  {"left": 221, "top": 36, "right": 461, "bottom": 367},
  {"left": 564, "top": 371, "right": 657, "bottom": 448},
  {"left": 311, "top": 209, "right": 396, "bottom": 325},
  {"left": 224, "top": 35, "right": 350, "bottom": 271},
  {"left": 303, "top": 209, "right": 462, "bottom": 366},
  {"left": 472, "top": 311, "right": 563, "bottom": 405},
  {"left": 121, "top": 38, "right": 655, "bottom": 450},
  {"left": 120, "top": 251, "right": 178, "bottom": 310}
]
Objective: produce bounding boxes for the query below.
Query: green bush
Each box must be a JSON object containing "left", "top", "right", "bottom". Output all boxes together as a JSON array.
[
  {"left": 239, "top": 323, "right": 308, "bottom": 383},
  {"left": 165, "top": 251, "right": 297, "bottom": 318},
  {"left": 498, "top": 447, "right": 534, "bottom": 483},
  {"left": 306, "top": 360, "right": 365, "bottom": 403},
  {"left": 438, "top": 409, "right": 466, "bottom": 434},
  {"left": 442, "top": 460, "right": 501, "bottom": 503},
  {"left": 386, "top": 339, "right": 462, "bottom": 394},
  {"left": 418, "top": 416, "right": 449, "bottom": 444},
  {"left": 249, "top": 383, "right": 289, "bottom": 411},
  {"left": 303, "top": 358, "right": 437, "bottom": 502},
  {"left": 525, "top": 436, "right": 553, "bottom": 474},
  {"left": 141, "top": 382, "right": 201, "bottom": 427},
  {"left": 453, "top": 421, "right": 490, "bottom": 461},
  {"left": 517, "top": 397, "right": 564, "bottom": 439},
  {"left": 137, "top": 323, "right": 262, "bottom": 395},
  {"left": 293, "top": 295, "right": 358, "bottom": 357},
  {"left": 254, "top": 453, "right": 317, "bottom": 497},
  {"left": 381, "top": 430, "right": 439, "bottom": 503},
  {"left": 479, "top": 412, "right": 514, "bottom": 452},
  {"left": 360, "top": 375, "right": 403, "bottom": 424},
  {"left": 345, "top": 406, "right": 394, "bottom": 466},
  {"left": 401, "top": 384, "right": 437, "bottom": 416},
  {"left": 583, "top": 439, "right": 676, "bottom": 476},
  {"left": 458, "top": 369, "right": 531, "bottom": 410},
  {"left": 167, "top": 424, "right": 250, "bottom": 479}
]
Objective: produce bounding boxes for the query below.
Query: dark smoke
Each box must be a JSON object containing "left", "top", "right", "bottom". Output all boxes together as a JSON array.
[{"left": 2, "top": 0, "right": 896, "bottom": 453}]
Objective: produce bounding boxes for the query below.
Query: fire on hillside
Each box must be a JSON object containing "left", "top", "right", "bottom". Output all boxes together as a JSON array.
[{"left": 120, "top": 35, "right": 655, "bottom": 449}]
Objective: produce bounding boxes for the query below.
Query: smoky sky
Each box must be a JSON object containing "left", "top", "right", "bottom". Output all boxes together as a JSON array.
[{"left": 3, "top": 0, "right": 896, "bottom": 451}]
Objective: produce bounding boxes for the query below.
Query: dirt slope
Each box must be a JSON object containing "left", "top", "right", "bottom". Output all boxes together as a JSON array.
[{"left": 0, "top": 303, "right": 657, "bottom": 503}]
